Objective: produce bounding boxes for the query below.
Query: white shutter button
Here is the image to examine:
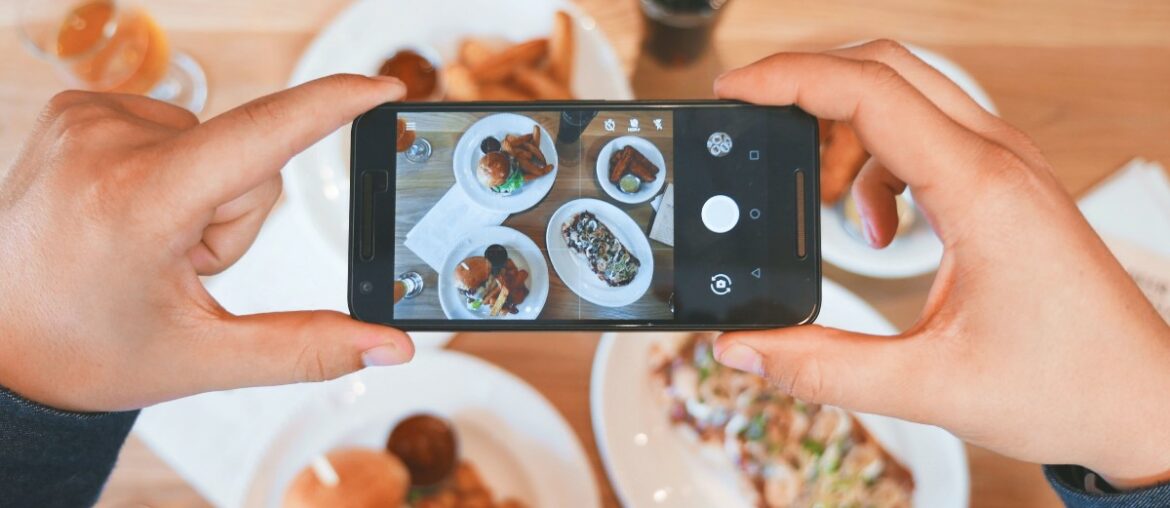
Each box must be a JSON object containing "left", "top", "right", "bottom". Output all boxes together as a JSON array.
[{"left": 701, "top": 195, "right": 739, "bottom": 233}]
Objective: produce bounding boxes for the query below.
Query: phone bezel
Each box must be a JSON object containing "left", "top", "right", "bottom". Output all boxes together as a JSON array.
[{"left": 349, "top": 100, "right": 820, "bottom": 331}]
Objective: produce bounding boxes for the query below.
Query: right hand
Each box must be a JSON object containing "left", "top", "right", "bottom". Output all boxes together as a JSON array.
[{"left": 713, "top": 40, "right": 1170, "bottom": 488}]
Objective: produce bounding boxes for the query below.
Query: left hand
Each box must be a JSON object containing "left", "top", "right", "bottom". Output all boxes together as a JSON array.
[{"left": 0, "top": 75, "right": 415, "bottom": 412}]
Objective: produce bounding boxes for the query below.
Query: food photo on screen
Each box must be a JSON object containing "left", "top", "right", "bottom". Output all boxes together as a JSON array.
[{"left": 391, "top": 109, "right": 675, "bottom": 322}]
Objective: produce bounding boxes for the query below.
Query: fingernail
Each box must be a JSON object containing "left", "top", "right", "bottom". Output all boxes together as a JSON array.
[
  {"left": 863, "top": 220, "right": 879, "bottom": 248},
  {"left": 361, "top": 342, "right": 407, "bottom": 367},
  {"left": 716, "top": 343, "right": 765, "bottom": 377}
]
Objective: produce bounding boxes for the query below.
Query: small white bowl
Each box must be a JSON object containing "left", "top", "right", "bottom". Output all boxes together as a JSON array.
[{"left": 595, "top": 136, "right": 668, "bottom": 204}]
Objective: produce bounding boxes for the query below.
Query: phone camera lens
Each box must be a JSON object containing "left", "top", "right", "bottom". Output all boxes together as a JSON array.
[{"left": 359, "top": 281, "right": 374, "bottom": 294}]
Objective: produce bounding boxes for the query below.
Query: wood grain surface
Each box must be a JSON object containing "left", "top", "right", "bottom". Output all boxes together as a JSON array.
[{"left": 0, "top": 0, "right": 1164, "bottom": 507}]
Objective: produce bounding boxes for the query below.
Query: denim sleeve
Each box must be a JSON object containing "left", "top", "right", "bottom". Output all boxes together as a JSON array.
[
  {"left": 1046, "top": 464, "right": 1170, "bottom": 508},
  {"left": 0, "top": 386, "right": 139, "bottom": 507}
]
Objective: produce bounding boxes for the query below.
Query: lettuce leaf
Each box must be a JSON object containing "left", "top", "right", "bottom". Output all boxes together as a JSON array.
[{"left": 492, "top": 169, "right": 525, "bottom": 194}]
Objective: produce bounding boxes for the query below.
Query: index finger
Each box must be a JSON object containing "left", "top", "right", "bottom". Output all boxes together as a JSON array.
[
  {"left": 170, "top": 74, "right": 405, "bottom": 210},
  {"left": 714, "top": 53, "right": 999, "bottom": 225}
]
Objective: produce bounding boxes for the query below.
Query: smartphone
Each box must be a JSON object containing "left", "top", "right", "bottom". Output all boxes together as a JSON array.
[{"left": 349, "top": 100, "right": 820, "bottom": 331}]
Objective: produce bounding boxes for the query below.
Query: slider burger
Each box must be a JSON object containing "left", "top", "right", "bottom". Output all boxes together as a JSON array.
[
  {"left": 477, "top": 151, "right": 524, "bottom": 194},
  {"left": 454, "top": 256, "right": 493, "bottom": 311}
]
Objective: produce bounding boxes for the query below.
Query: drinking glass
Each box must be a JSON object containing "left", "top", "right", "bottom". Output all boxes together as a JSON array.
[
  {"left": 640, "top": 0, "right": 731, "bottom": 66},
  {"left": 393, "top": 271, "right": 425, "bottom": 304},
  {"left": 18, "top": 0, "right": 208, "bottom": 113}
]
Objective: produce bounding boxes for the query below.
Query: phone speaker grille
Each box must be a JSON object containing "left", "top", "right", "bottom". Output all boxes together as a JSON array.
[{"left": 795, "top": 169, "right": 806, "bottom": 258}]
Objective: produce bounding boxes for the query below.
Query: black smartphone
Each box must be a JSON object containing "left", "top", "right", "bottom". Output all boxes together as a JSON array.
[{"left": 349, "top": 100, "right": 820, "bottom": 331}]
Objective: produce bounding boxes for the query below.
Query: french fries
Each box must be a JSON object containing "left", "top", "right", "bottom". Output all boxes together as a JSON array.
[
  {"left": 548, "top": 10, "right": 574, "bottom": 87},
  {"left": 444, "top": 10, "right": 576, "bottom": 101},
  {"left": 501, "top": 127, "right": 554, "bottom": 181}
]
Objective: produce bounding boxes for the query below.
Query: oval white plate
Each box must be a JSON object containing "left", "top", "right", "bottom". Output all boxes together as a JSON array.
[
  {"left": 452, "top": 114, "right": 559, "bottom": 213},
  {"left": 590, "top": 279, "right": 969, "bottom": 508},
  {"left": 282, "top": 0, "right": 633, "bottom": 260},
  {"left": 821, "top": 43, "right": 996, "bottom": 279},
  {"left": 595, "top": 136, "right": 668, "bottom": 204},
  {"left": 438, "top": 226, "right": 549, "bottom": 319},
  {"left": 245, "top": 350, "right": 599, "bottom": 508},
  {"left": 545, "top": 198, "right": 654, "bottom": 307}
]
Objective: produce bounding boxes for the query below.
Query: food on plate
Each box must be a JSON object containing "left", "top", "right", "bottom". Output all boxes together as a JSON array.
[
  {"left": 397, "top": 117, "right": 416, "bottom": 152},
  {"left": 608, "top": 145, "right": 660, "bottom": 193},
  {"left": 453, "top": 247, "right": 530, "bottom": 316},
  {"left": 653, "top": 335, "right": 914, "bottom": 508},
  {"left": 378, "top": 49, "right": 439, "bottom": 101},
  {"left": 548, "top": 11, "right": 574, "bottom": 86},
  {"left": 561, "top": 211, "right": 641, "bottom": 287},
  {"left": 285, "top": 414, "right": 527, "bottom": 508},
  {"left": 283, "top": 448, "right": 410, "bottom": 508},
  {"left": 475, "top": 125, "right": 554, "bottom": 194},
  {"left": 819, "top": 119, "right": 868, "bottom": 204},
  {"left": 470, "top": 39, "right": 549, "bottom": 83},
  {"left": 480, "top": 136, "right": 502, "bottom": 154},
  {"left": 444, "top": 11, "right": 576, "bottom": 101},
  {"left": 512, "top": 67, "right": 571, "bottom": 100},
  {"left": 476, "top": 152, "right": 522, "bottom": 194},
  {"left": 386, "top": 414, "right": 458, "bottom": 487}
]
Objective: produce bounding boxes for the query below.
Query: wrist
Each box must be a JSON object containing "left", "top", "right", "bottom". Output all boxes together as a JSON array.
[{"left": 1099, "top": 466, "right": 1170, "bottom": 491}]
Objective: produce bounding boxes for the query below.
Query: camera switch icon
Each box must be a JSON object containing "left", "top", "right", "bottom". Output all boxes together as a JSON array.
[{"left": 710, "top": 274, "right": 732, "bottom": 296}]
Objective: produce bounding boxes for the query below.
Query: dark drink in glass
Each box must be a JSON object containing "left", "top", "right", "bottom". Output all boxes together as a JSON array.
[
  {"left": 557, "top": 109, "right": 598, "bottom": 144},
  {"left": 640, "top": 0, "right": 730, "bottom": 67}
]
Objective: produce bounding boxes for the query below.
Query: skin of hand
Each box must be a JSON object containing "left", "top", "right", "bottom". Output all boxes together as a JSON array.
[
  {"left": 0, "top": 74, "right": 414, "bottom": 413},
  {"left": 713, "top": 40, "right": 1170, "bottom": 489}
]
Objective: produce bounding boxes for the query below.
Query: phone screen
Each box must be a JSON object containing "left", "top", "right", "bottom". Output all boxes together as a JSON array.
[{"left": 352, "top": 102, "right": 819, "bottom": 330}]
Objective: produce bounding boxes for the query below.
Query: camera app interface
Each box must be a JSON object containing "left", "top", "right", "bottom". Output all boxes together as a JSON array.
[{"left": 390, "top": 108, "right": 774, "bottom": 322}]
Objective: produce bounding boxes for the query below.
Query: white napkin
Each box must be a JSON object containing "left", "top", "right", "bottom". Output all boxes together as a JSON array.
[
  {"left": 404, "top": 186, "right": 509, "bottom": 270},
  {"left": 1079, "top": 157, "right": 1170, "bottom": 256}
]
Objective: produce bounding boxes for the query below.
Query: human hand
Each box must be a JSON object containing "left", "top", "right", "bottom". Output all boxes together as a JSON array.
[
  {"left": 0, "top": 75, "right": 415, "bottom": 413},
  {"left": 713, "top": 40, "right": 1170, "bottom": 487}
]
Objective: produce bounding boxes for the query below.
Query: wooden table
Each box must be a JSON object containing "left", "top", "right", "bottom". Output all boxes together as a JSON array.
[
  {"left": 392, "top": 111, "right": 675, "bottom": 321},
  {"left": 0, "top": 0, "right": 1165, "bottom": 506}
]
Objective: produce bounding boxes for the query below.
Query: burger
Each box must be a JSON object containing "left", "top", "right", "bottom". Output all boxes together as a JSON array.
[
  {"left": 283, "top": 448, "right": 410, "bottom": 508},
  {"left": 454, "top": 256, "right": 492, "bottom": 311},
  {"left": 477, "top": 151, "right": 524, "bottom": 194}
]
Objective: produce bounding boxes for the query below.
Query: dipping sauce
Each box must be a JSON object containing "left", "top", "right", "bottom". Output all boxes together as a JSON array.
[
  {"left": 378, "top": 50, "right": 438, "bottom": 101},
  {"left": 386, "top": 414, "right": 457, "bottom": 487}
]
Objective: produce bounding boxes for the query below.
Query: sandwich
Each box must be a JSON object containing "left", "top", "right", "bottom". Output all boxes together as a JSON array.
[
  {"left": 477, "top": 152, "right": 524, "bottom": 194},
  {"left": 453, "top": 253, "right": 530, "bottom": 316},
  {"left": 454, "top": 256, "right": 493, "bottom": 310}
]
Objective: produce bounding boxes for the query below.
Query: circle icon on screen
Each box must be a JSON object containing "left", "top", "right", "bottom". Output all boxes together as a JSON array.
[
  {"left": 710, "top": 274, "right": 732, "bottom": 295},
  {"left": 707, "top": 131, "right": 733, "bottom": 157}
]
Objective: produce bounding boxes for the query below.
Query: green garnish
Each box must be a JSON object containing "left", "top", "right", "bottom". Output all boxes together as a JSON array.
[
  {"left": 743, "top": 413, "right": 767, "bottom": 441},
  {"left": 470, "top": 299, "right": 483, "bottom": 310},
  {"left": 801, "top": 437, "right": 825, "bottom": 456},
  {"left": 492, "top": 168, "right": 525, "bottom": 193}
]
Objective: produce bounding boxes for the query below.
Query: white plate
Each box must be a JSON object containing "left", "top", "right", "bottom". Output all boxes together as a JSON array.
[
  {"left": 245, "top": 350, "right": 599, "bottom": 508},
  {"left": 283, "top": 0, "right": 633, "bottom": 260},
  {"left": 591, "top": 279, "right": 969, "bottom": 508},
  {"left": 595, "top": 136, "right": 668, "bottom": 204},
  {"left": 452, "top": 114, "right": 559, "bottom": 213},
  {"left": 545, "top": 199, "right": 654, "bottom": 307},
  {"left": 821, "top": 43, "right": 996, "bottom": 279},
  {"left": 438, "top": 226, "right": 550, "bottom": 319}
]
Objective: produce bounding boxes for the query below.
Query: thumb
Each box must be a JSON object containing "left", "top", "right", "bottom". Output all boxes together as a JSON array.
[
  {"left": 714, "top": 326, "right": 930, "bottom": 419},
  {"left": 199, "top": 310, "right": 415, "bottom": 390}
]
